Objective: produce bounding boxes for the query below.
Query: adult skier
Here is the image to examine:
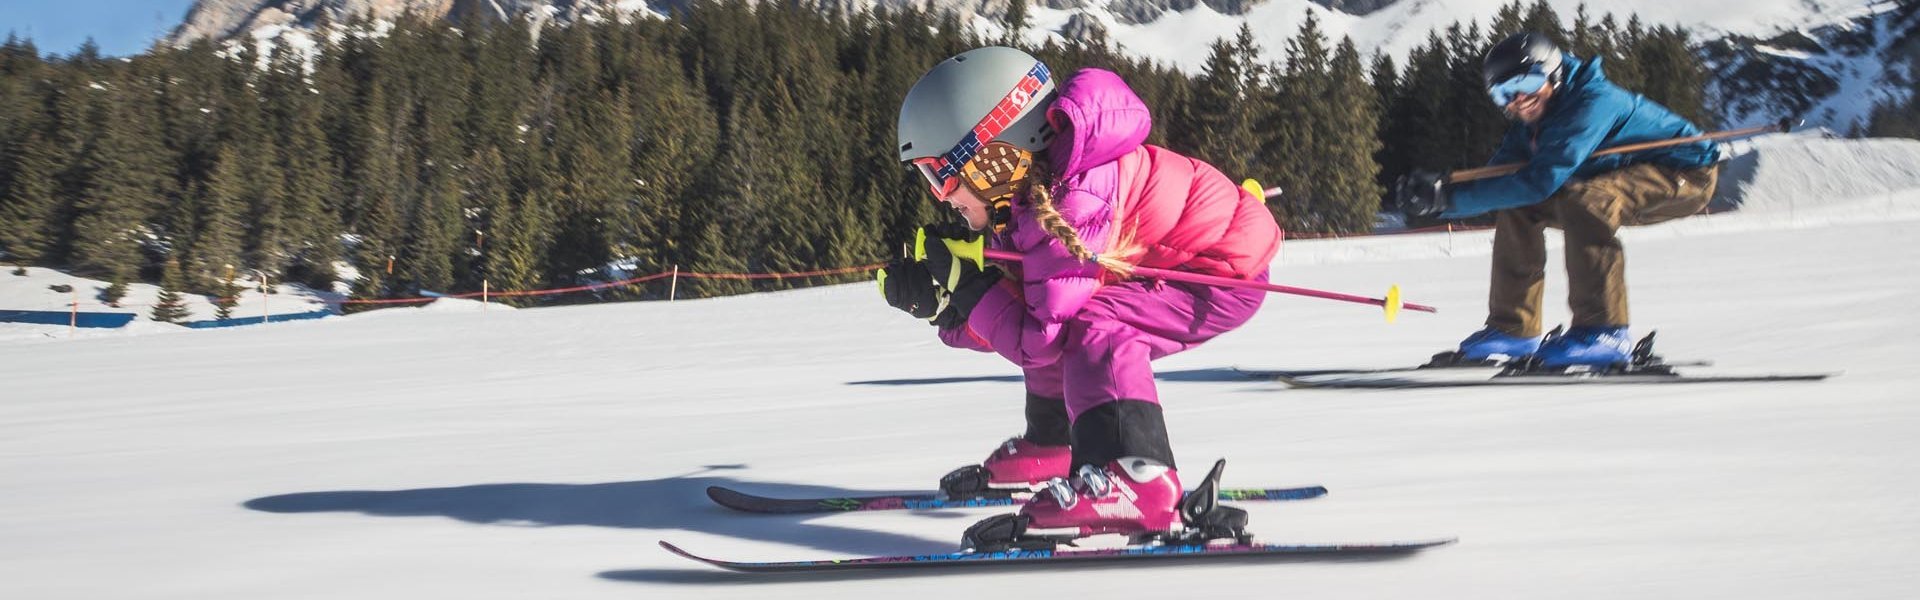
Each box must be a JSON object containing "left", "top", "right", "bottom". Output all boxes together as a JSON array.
[
  {"left": 879, "top": 47, "right": 1282, "bottom": 545},
  {"left": 1395, "top": 32, "right": 1721, "bottom": 367}
]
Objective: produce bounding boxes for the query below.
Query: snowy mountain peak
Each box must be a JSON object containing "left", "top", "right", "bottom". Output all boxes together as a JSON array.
[
  {"left": 168, "top": 0, "right": 672, "bottom": 46},
  {"left": 168, "top": 0, "right": 1911, "bottom": 132}
]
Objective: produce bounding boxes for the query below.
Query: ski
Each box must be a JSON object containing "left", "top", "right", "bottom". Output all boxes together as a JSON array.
[
  {"left": 1235, "top": 362, "right": 1500, "bottom": 380},
  {"left": 1280, "top": 370, "right": 1835, "bottom": 389},
  {"left": 706, "top": 484, "right": 1328, "bottom": 514},
  {"left": 1252, "top": 330, "right": 1824, "bottom": 388},
  {"left": 658, "top": 538, "right": 1456, "bottom": 573}
]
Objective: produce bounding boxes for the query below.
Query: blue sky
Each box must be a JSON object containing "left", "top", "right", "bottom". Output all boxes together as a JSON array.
[{"left": 1, "top": 0, "right": 199, "bottom": 57}]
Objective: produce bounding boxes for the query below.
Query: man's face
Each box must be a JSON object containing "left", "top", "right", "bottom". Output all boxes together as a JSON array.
[{"left": 1503, "top": 81, "right": 1554, "bottom": 124}]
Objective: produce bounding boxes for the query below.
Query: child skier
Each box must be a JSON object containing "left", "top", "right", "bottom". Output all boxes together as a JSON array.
[{"left": 879, "top": 47, "right": 1282, "bottom": 546}]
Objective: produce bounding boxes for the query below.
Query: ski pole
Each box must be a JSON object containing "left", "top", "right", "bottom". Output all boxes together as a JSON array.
[
  {"left": 1446, "top": 118, "right": 1796, "bottom": 184},
  {"left": 979, "top": 248, "right": 1436, "bottom": 320}
]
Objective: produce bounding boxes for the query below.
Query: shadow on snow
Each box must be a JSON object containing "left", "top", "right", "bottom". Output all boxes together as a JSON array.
[{"left": 242, "top": 465, "right": 956, "bottom": 558}]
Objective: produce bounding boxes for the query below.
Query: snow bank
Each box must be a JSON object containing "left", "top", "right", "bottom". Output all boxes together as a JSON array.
[
  {"left": 1713, "top": 133, "right": 1920, "bottom": 213},
  {"left": 0, "top": 267, "right": 336, "bottom": 342}
]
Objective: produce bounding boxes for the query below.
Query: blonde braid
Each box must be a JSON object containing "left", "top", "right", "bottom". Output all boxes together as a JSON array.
[{"left": 1025, "top": 158, "right": 1134, "bottom": 278}]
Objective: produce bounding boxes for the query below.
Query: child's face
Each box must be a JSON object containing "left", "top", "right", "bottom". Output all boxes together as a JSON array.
[{"left": 940, "top": 184, "right": 991, "bottom": 231}]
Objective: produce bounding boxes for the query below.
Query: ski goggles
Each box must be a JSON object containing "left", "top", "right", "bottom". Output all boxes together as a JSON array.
[
  {"left": 912, "top": 156, "right": 964, "bottom": 200},
  {"left": 911, "top": 62, "right": 1052, "bottom": 202},
  {"left": 1487, "top": 65, "right": 1553, "bottom": 107}
]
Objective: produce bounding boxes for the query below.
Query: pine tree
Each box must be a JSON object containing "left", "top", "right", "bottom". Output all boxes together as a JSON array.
[
  {"left": 101, "top": 277, "right": 128, "bottom": 307},
  {"left": 1521, "top": 0, "right": 1566, "bottom": 43},
  {"left": 1385, "top": 34, "right": 1456, "bottom": 177},
  {"left": 1445, "top": 22, "right": 1505, "bottom": 170},
  {"left": 398, "top": 146, "right": 461, "bottom": 293},
  {"left": 193, "top": 146, "right": 248, "bottom": 290},
  {"left": 1568, "top": 4, "right": 1602, "bottom": 57},
  {"left": 67, "top": 78, "right": 157, "bottom": 282},
  {"left": 212, "top": 45, "right": 290, "bottom": 278},
  {"left": 150, "top": 258, "right": 191, "bottom": 323},
  {"left": 262, "top": 43, "right": 341, "bottom": 289},
  {"left": 473, "top": 145, "right": 549, "bottom": 304},
  {"left": 1322, "top": 37, "right": 1383, "bottom": 231},
  {"left": 1180, "top": 25, "right": 1265, "bottom": 181},
  {"left": 1606, "top": 15, "right": 1649, "bottom": 92},
  {"left": 1003, "top": 0, "right": 1031, "bottom": 44},
  {"left": 1265, "top": 10, "right": 1334, "bottom": 232},
  {"left": 1369, "top": 52, "right": 1402, "bottom": 205},
  {"left": 626, "top": 53, "right": 721, "bottom": 294},
  {"left": 1490, "top": 1, "right": 1527, "bottom": 39},
  {"left": 1631, "top": 26, "right": 1712, "bottom": 126},
  {"left": 213, "top": 267, "right": 240, "bottom": 319},
  {"left": 345, "top": 84, "right": 404, "bottom": 298},
  {"left": 0, "top": 132, "right": 60, "bottom": 263}
]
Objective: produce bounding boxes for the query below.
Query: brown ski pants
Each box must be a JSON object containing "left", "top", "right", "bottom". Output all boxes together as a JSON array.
[{"left": 1486, "top": 163, "right": 1719, "bottom": 337}]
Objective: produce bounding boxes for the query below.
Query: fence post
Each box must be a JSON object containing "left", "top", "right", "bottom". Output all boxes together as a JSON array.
[
  {"left": 669, "top": 265, "right": 680, "bottom": 302},
  {"left": 69, "top": 289, "right": 77, "bottom": 338},
  {"left": 482, "top": 279, "right": 489, "bottom": 312}
]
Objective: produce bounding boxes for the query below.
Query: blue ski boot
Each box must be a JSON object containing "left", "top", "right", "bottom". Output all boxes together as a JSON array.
[
  {"left": 1537, "top": 326, "right": 1633, "bottom": 368},
  {"left": 1456, "top": 327, "right": 1542, "bottom": 361}
]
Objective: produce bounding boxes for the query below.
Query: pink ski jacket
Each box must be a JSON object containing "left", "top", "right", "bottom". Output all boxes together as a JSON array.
[{"left": 938, "top": 68, "right": 1283, "bottom": 367}]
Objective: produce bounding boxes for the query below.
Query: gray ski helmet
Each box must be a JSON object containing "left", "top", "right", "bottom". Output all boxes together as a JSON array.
[{"left": 896, "top": 46, "right": 1058, "bottom": 165}]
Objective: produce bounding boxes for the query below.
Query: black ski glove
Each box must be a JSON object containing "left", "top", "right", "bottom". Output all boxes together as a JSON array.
[
  {"left": 919, "top": 224, "right": 991, "bottom": 292},
  {"left": 930, "top": 264, "right": 1001, "bottom": 329},
  {"left": 878, "top": 257, "right": 943, "bottom": 320},
  {"left": 1394, "top": 170, "right": 1451, "bottom": 219},
  {"left": 918, "top": 224, "right": 1002, "bottom": 329}
]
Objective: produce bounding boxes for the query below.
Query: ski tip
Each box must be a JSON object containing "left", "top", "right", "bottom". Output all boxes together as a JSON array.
[
  {"left": 704, "top": 486, "right": 763, "bottom": 513},
  {"left": 1344, "top": 537, "right": 1459, "bottom": 552},
  {"left": 659, "top": 540, "right": 727, "bottom": 569},
  {"left": 658, "top": 540, "right": 698, "bottom": 561}
]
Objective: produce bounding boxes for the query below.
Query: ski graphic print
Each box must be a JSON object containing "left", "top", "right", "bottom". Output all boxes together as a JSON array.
[
  {"left": 706, "top": 484, "right": 1328, "bottom": 514},
  {"left": 659, "top": 538, "right": 1456, "bottom": 573}
]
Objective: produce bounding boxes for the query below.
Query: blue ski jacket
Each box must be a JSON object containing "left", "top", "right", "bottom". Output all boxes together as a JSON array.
[{"left": 1443, "top": 54, "right": 1719, "bottom": 219}]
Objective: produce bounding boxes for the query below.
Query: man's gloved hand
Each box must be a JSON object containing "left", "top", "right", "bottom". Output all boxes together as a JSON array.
[
  {"left": 1393, "top": 170, "right": 1451, "bottom": 218},
  {"left": 878, "top": 257, "right": 943, "bottom": 320}
]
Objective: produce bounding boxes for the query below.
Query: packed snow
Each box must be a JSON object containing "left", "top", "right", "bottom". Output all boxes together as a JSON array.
[{"left": 3, "top": 134, "right": 1919, "bottom": 597}]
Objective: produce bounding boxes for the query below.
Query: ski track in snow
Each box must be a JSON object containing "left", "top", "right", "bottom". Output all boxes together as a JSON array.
[{"left": 2, "top": 134, "right": 1919, "bottom": 596}]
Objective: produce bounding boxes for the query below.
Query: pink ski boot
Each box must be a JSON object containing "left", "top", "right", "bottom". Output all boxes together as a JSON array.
[
  {"left": 961, "top": 457, "right": 1182, "bottom": 550},
  {"left": 940, "top": 437, "right": 1071, "bottom": 498},
  {"left": 961, "top": 458, "right": 1252, "bottom": 552}
]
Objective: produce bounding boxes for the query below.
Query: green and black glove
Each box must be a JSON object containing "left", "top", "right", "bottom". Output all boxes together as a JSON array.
[
  {"left": 878, "top": 257, "right": 943, "bottom": 320},
  {"left": 917, "top": 224, "right": 1002, "bottom": 328}
]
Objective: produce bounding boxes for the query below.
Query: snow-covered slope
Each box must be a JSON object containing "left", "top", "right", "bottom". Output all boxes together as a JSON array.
[{"left": 3, "top": 135, "right": 1918, "bottom": 597}]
